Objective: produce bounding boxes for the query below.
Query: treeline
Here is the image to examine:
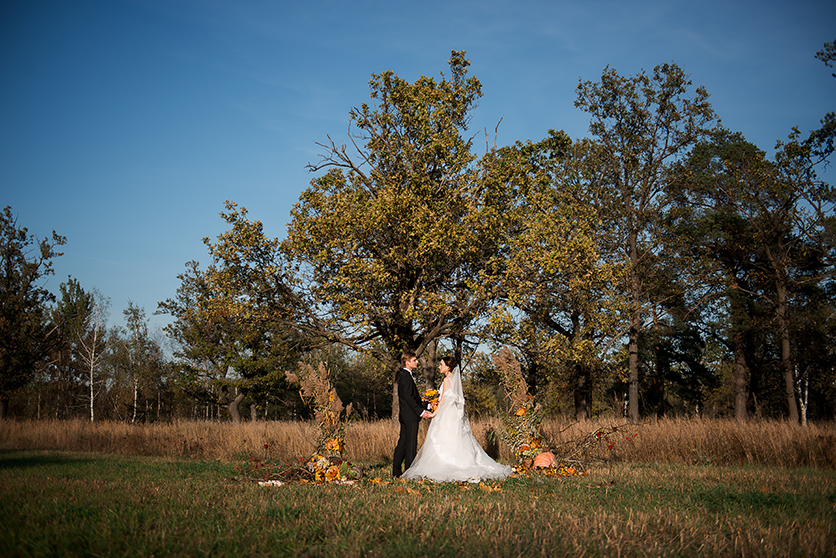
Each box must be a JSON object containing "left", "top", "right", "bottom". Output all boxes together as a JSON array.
[{"left": 2, "top": 45, "right": 835, "bottom": 424}]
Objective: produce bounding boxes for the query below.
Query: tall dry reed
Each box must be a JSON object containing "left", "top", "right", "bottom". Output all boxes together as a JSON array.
[
  {"left": 1, "top": 417, "right": 834, "bottom": 468},
  {"left": 541, "top": 417, "right": 836, "bottom": 468}
]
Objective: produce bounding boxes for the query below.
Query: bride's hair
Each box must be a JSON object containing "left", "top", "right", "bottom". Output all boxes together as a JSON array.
[{"left": 441, "top": 356, "right": 457, "bottom": 369}]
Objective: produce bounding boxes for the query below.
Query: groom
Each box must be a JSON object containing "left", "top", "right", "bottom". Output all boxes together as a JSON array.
[{"left": 392, "top": 351, "right": 431, "bottom": 478}]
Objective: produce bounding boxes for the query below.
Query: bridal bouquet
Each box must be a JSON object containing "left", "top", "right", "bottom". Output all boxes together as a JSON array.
[{"left": 422, "top": 388, "right": 439, "bottom": 411}]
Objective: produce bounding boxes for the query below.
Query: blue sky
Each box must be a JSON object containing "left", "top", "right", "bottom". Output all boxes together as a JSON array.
[{"left": 2, "top": 0, "right": 834, "bottom": 334}]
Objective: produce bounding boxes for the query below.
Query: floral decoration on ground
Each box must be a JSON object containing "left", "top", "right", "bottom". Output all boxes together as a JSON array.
[
  {"left": 283, "top": 361, "right": 363, "bottom": 484},
  {"left": 553, "top": 423, "right": 641, "bottom": 463},
  {"left": 241, "top": 353, "right": 642, "bottom": 487},
  {"left": 490, "top": 346, "right": 641, "bottom": 477},
  {"left": 493, "top": 346, "right": 546, "bottom": 467}
]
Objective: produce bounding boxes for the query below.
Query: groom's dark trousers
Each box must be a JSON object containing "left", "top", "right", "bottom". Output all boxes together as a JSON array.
[{"left": 392, "top": 368, "right": 425, "bottom": 478}]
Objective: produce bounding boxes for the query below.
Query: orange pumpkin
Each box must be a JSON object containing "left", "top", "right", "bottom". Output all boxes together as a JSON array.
[{"left": 533, "top": 451, "right": 557, "bottom": 469}]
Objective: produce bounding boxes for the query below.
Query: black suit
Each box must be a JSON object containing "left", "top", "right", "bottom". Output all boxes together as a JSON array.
[{"left": 392, "top": 368, "right": 427, "bottom": 477}]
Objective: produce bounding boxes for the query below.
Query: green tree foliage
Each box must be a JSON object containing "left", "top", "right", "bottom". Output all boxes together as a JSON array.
[
  {"left": 776, "top": 129, "right": 836, "bottom": 271},
  {"left": 159, "top": 259, "right": 251, "bottom": 420},
  {"left": 0, "top": 206, "right": 65, "bottom": 418},
  {"left": 667, "top": 130, "right": 767, "bottom": 421},
  {"left": 282, "top": 50, "right": 510, "bottom": 372},
  {"left": 809, "top": 39, "right": 836, "bottom": 161},
  {"left": 669, "top": 129, "right": 833, "bottom": 422},
  {"left": 158, "top": 205, "right": 312, "bottom": 422},
  {"left": 43, "top": 277, "right": 94, "bottom": 419},
  {"left": 104, "top": 314, "right": 176, "bottom": 423},
  {"left": 574, "top": 63, "right": 717, "bottom": 421},
  {"left": 150, "top": 48, "right": 835, "bottom": 423},
  {"left": 122, "top": 302, "right": 160, "bottom": 423},
  {"left": 460, "top": 351, "right": 503, "bottom": 418},
  {"left": 488, "top": 132, "right": 628, "bottom": 420},
  {"left": 299, "top": 344, "right": 393, "bottom": 420},
  {"left": 638, "top": 321, "right": 719, "bottom": 417},
  {"left": 77, "top": 288, "right": 109, "bottom": 421},
  {"left": 11, "top": 281, "right": 181, "bottom": 421},
  {"left": 714, "top": 139, "right": 815, "bottom": 424},
  {"left": 55, "top": 278, "right": 93, "bottom": 346}
]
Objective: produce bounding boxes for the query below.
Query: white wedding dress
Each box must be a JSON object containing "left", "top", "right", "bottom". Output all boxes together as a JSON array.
[{"left": 402, "top": 367, "right": 512, "bottom": 482}]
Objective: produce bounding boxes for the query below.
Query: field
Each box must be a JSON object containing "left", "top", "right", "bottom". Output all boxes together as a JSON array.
[{"left": 1, "top": 418, "right": 835, "bottom": 557}]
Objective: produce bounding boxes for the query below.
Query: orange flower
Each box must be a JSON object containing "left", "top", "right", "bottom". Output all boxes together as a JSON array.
[
  {"left": 423, "top": 389, "right": 439, "bottom": 407},
  {"left": 325, "top": 465, "right": 340, "bottom": 481},
  {"left": 515, "top": 407, "right": 527, "bottom": 416}
]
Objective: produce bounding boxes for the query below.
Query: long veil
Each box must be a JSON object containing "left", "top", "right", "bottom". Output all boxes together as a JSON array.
[{"left": 444, "top": 366, "right": 465, "bottom": 409}]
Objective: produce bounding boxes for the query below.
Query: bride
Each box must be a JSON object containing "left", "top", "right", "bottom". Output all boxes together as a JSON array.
[{"left": 402, "top": 356, "right": 512, "bottom": 482}]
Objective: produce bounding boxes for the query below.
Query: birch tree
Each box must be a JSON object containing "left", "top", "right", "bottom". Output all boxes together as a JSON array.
[{"left": 77, "top": 288, "right": 109, "bottom": 421}]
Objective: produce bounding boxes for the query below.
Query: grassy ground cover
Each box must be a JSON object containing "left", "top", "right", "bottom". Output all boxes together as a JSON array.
[
  {"left": 2, "top": 449, "right": 834, "bottom": 557},
  {"left": 2, "top": 418, "right": 835, "bottom": 468}
]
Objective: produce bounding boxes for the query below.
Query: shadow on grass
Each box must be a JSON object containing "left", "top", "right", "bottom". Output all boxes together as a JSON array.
[{"left": 0, "top": 449, "right": 97, "bottom": 470}]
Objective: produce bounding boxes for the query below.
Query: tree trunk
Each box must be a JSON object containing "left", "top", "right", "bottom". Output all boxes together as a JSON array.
[
  {"left": 733, "top": 330, "right": 749, "bottom": 423},
  {"left": 0, "top": 398, "right": 7, "bottom": 420},
  {"left": 132, "top": 374, "right": 138, "bottom": 423},
  {"left": 527, "top": 357, "right": 538, "bottom": 398},
  {"left": 89, "top": 357, "right": 95, "bottom": 422},
  {"left": 775, "top": 280, "right": 799, "bottom": 423},
  {"left": 423, "top": 339, "right": 437, "bottom": 388},
  {"left": 628, "top": 329, "right": 640, "bottom": 422},
  {"left": 80, "top": 316, "right": 103, "bottom": 423},
  {"left": 797, "top": 365, "right": 809, "bottom": 427},
  {"left": 391, "top": 370, "right": 399, "bottom": 420},
  {"left": 228, "top": 391, "right": 245, "bottom": 423},
  {"left": 574, "top": 363, "right": 590, "bottom": 420},
  {"left": 628, "top": 228, "right": 641, "bottom": 423}
]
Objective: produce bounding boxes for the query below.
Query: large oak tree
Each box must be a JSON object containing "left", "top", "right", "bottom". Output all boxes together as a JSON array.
[{"left": 281, "top": 51, "right": 512, "bottom": 377}]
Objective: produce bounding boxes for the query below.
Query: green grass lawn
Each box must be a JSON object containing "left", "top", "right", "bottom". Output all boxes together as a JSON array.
[{"left": 1, "top": 449, "right": 834, "bottom": 557}]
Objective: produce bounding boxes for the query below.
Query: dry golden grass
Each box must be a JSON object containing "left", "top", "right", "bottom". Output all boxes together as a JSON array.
[
  {"left": 1, "top": 416, "right": 834, "bottom": 468},
  {"left": 541, "top": 416, "right": 836, "bottom": 468},
  {"left": 0, "top": 419, "right": 317, "bottom": 462}
]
